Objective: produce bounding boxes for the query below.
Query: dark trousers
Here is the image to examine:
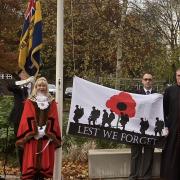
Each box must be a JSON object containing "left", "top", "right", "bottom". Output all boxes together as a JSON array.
[
  {"left": 129, "top": 145, "right": 154, "bottom": 180},
  {"left": 14, "top": 123, "right": 23, "bottom": 172},
  {"left": 33, "top": 172, "right": 45, "bottom": 180},
  {"left": 17, "top": 147, "right": 23, "bottom": 172}
]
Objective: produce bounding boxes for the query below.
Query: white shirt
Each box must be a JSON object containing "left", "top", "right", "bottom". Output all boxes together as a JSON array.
[{"left": 143, "top": 88, "right": 152, "bottom": 94}]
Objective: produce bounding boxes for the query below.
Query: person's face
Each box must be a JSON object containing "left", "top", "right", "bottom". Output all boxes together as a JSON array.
[
  {"left": 176, "top": 70, "right": 180, "bottom": 85},
  {"left": 142, "top": 74, "right": 153, "bottom": 90},
  {"left": 36, "top": 82, "right": 47, "bottom": 95},
  {"left": 19, "top": 71, "right": 28, "bottom": 80}
]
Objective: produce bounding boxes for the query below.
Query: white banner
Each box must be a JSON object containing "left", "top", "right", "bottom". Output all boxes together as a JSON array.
[{"left": 67, "top": 76, "right": 165, "bottom": 147}]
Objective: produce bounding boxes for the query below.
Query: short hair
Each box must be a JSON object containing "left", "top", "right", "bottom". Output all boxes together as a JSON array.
[
  {"left": 143, "top": 72, "right": 152, "bottom": 75},
  {"left": 176, "top": 67, "right": 180, "bottom": 73},
  {"left": 142, "top": 73, "right": 153, "bottom": 79}
]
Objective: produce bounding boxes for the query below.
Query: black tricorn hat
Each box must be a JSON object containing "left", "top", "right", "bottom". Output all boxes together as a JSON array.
[
  {"left": 17, "top": 69, "right": 23, "bottom": 75},
  {"left": 12, "top": 69, "right": 23, "bottom": 80}
]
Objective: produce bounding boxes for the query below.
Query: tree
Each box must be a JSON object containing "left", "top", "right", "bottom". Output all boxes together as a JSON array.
[
  {"left": 40, "top": 0, "right": 57, "bottom": 81},
  {"left": 1, "top": 0, "right": 177, "bottom": 85},
  {"left": 115, "top": 0, "right": 128, "bottom": 89},
  {"left": 93, "top": 0, "right": 128, "bottom": 89},
  {"left": 63, "top": 0, "right": 118, "bottom": 79},
  {"left": 0, "top": 0, "right": 24, "bottom": 73},
  {"left": 93, "top": 0, "right": 167, "bottom": 81},
  {"left": 122, "top": 9, "right": 167, "bottom": 79},
  {"left": 131, "top": 0, "right": 180, "bottom": 81}
]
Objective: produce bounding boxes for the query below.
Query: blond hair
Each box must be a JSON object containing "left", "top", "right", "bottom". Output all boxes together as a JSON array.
[{"left": 30, "top": 77, "right": 53, "bottom": 101}]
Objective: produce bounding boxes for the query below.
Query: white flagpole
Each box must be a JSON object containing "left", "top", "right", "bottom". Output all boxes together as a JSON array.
[{"left": 54, "top": 0, "right": 64, "bottom": 179}]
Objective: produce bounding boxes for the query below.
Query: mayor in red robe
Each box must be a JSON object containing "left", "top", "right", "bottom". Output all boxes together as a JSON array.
[{"left": 16, "top": 77, "right": 61, "bottom": 180}]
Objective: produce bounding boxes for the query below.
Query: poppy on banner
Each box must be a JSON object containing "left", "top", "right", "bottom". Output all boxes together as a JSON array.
[{"left": 106, "top": 92, "right": 136, "bottom": 129}]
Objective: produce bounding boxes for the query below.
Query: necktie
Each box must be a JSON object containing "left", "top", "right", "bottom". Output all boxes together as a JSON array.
[{"left": 146, "top": 91, "right": 150, "bottom": 95}]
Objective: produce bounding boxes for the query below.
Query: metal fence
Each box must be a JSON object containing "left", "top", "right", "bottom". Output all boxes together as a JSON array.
[{"left": 64, "top": 77, "right": 167, "bottom": 94}]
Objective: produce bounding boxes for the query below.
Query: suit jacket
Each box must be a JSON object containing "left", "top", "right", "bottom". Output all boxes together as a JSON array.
[
  {"left": 135, "top": 88, "right": 157, "bottom": 95},
  {"left": 7, "top": 82, "right": 28, "bottom": 125}
]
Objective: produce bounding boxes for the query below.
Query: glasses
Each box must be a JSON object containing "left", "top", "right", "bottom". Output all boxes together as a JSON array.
[{"left": 143, "top": 78, "right": 152, "bottom": 81}]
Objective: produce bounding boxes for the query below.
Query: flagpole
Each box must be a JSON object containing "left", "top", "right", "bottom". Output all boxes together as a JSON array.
[{"left": 54, "top": 0, "right": 64, "bottom": 179}]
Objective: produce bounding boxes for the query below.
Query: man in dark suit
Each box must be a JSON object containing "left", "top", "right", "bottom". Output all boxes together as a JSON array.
[
  {"left": 129, "top": 73, "right": 156, "bottom": 180},
  {"left": 7, "top": 70, "right": 29, "bottom": 135},
  {"left": 160, "top": 68, "right": 180, "bottom": 180},
  {"left": 7, "top": 70, "right": 33, "bottom": 172}
]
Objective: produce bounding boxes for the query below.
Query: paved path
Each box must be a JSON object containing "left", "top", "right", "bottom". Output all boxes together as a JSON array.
[
  {"left": 0, "top": 175, "right": 161, "bottom": 180},
  {"left": 0, "top": 175, "right": 20, "bottom": 180}
]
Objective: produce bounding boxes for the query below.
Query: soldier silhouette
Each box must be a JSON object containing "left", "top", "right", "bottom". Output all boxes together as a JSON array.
[
  {"left": 154, "top": 117, "right": 164, "bottom": 136},
  {"left": 88, "top": 106, "right": 100, "bottom": 126},
  {"left": 107, "top": 110, "right": 115, "bottom": 128},
  {"left": 140, "top": 117, "right": 149, "bottom": 135},
  {"left": 119, "top": 112, "right": 129, "bottom": 130},
  {"left": 101, "top": 109, "right": 109, "bottom": 127},
  {"left": 73, "top": 105, "right": 84, "bottom": 123}
]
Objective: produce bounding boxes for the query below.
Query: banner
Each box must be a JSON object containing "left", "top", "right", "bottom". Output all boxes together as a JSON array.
[
  {"left": 18, "top": 0, "right": 43, "bottom": 77},
  {"left": 67, "top": 77, "right": 166, "bottom": 147}
]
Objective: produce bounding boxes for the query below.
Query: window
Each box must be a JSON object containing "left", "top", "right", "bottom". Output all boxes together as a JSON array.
[
  {"left": 5, "top": 74, "right": 12, "bottom": 79},
  {"left": 0, "top": 74, "right": 4, "bottom": 79}
]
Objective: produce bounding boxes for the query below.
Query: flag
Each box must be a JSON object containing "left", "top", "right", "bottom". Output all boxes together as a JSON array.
[
  {"left": 18, "top": 0, "right": 43, "bottom": 77},
  {"left": 67, "top": 76, "right": 166, "bottom": 147}
]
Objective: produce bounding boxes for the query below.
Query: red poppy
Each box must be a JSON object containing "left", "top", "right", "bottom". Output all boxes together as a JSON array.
[{"left": 106, "top": 92, "right": 136, "bottom": 117}]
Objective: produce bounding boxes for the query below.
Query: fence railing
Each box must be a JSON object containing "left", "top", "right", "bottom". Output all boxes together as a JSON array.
[{"left": 64, "top": 77, "right": 167, "bottom": 94}]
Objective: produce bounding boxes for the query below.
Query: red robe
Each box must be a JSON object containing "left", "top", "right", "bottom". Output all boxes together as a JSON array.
[{"left": 16, "top": 99, "right": 61, "bottom": 180}]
